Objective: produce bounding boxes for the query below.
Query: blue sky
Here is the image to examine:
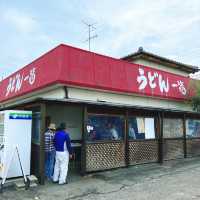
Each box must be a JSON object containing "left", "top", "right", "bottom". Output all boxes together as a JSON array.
[{"left": 0, "top": 0, "right": 200, "bottom": 78}]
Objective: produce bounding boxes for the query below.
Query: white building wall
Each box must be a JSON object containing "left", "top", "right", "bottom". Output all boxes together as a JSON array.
[
  {"left": 0, "top": 86, "right": 66, "bottom": 108},
  {"left": 67, "top": 87, "right": 193, "bottom": 112},
  {"left": 1, "top": 85, "right": 193, "bottom": 113},
  {"left": 132, "top": 59, "right": 189, "bottom": 77},
  {"left": 46, "top": 104, "right": 82, "bottom": 140}
]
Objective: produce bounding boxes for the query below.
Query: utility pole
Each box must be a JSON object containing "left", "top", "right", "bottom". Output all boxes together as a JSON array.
[{"left": 82, "top": 21, "right": 98, "bottom": 51}]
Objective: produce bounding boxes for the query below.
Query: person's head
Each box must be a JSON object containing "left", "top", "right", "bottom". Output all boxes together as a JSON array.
[
  {"left": 58, "top": 122, "right": 67, "bottom": 131},
  {"left": 48, "top": 123, "right": 56, "bottom": 132},
  {"left": 107, "top": 123, "right": 112, "bottom": 129}
]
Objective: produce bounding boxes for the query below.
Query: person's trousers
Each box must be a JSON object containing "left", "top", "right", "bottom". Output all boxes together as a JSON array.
[
  {"left": 45, "top": 150, "right": 55, "bottom": 180},
  {"left": 53, "top": 151, "right": 69, "bottom": 184}
]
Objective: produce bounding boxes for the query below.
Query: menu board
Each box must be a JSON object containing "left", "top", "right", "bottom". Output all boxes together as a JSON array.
[{"left": 145, "top": 118, "right": 155, "bottom": 139}]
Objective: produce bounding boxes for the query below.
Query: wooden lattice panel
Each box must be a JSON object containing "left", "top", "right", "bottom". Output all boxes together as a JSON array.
[
  {"left": 129, "top": 140, "right": 159, "bottom": 165},
  {"left": 85, "top": 142, "right": 125, "bottom": 172},
  {"left": 186, "top": 139, "right": 200, "bottom": 157},
  {"left": 163, "top": 139, "right": 184, "bottom": 160}
]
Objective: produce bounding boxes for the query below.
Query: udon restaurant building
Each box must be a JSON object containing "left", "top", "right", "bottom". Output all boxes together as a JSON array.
[{"left": 0, "top": 44, "right": 199, "bottom": 184}]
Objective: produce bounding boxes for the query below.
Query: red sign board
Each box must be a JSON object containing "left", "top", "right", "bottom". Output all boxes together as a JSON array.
[{"left": 0, "top": 44, "right": 191, "bottom": 103}]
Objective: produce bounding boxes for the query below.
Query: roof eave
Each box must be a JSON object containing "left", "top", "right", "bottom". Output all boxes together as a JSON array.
[{"left": 121, "top": 51, "right": 199, "bottom": 74}]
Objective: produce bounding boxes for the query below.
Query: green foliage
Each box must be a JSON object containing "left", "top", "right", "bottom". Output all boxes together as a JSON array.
[
  {"left": 191, "top": 96, "right": 200, "bottom": 112},
  {"left": 187, "top": 79, "right": 200, "bottom": 112}
]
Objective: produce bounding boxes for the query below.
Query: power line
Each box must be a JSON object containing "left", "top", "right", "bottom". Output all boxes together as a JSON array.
[{"left": 82, "top": 20, "right": 98, "bottom": 51}]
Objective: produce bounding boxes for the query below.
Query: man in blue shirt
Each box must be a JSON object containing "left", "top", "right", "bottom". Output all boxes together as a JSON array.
[{"left": 53, "top": 122, "right": 73, "bottom": 185}]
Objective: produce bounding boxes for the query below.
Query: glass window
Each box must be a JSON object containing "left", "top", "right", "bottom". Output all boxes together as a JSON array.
[
  {"left": 86, "top": 114, "right": 124, "bottom": 141},
  {"left": 163, "top": 118, "right": 183, "bottom": 138},
  {"left": 128, "top": 117, "right": 155, "bottom": 139},
  {"left": 32, "top": 112, "right": 41, "bottom": 144},
  {"left": 186, "top": 119, "right": 200, "bottom": 138}
]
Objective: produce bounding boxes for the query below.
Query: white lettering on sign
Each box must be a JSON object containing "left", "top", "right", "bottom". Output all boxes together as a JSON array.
[
  {"left": 148, "top": 71, "right": 158, "bottom": 89},
  {"left": 158, "top": 74, "right": 169, "bottom": 93},
  {"left": 137, "top": 68, "right": 186, "bottom": 96},
  {"left": 171, "top": 80, "right": 187, "bottom": 95},
  {"left": 87, "top": 125, "right": 94, "bottom": 133},
  {"left": 6, "top": 67, "right": 36, "bottom": 97},
  {"left": 137, "top": 68, "right": 147, "bottom": 90}
]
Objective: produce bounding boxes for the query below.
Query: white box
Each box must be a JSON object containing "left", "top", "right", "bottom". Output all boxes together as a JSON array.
[{"left": 0, "top": 110, "right": 32, "bottom": 178}]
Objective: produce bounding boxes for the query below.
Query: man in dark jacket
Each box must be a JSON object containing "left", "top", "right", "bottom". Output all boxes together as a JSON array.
[{"left": 53, "top": 122, "right": 73, "bottom": 184}]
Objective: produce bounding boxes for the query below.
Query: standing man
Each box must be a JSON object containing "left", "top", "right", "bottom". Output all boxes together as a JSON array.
[
  {"left": 45, "top": 123, "right": 56, "bottom": 180},
  {"left": 108, "top": 123, "right": 119, "bottom": 140},
  {"left": 53, "top": 122, "right": 73, "bottom": 185}
]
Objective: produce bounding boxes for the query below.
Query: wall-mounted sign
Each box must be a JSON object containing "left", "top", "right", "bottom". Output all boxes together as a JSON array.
[
  {"left": 136, "top": 67, "right": 188, "bottom": 97},
  {"left": 6, "top": 68, "right": 36, "bottom": 97},
  {"left": 9, "top": 112, "right": 32, "bottom": 120},
  {"left": 0, "top": 44, "right": 192, "bottom": 103}
]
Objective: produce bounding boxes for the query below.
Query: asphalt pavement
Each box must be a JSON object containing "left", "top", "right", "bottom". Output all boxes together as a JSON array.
[{"left": 1, "top": 157, "right": 200, "bottom": 200}]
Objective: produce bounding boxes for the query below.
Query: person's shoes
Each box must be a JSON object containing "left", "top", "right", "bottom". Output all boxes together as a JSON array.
[
  {"left": 58, "top": 181, "right": 68, "bottom": 185},
  {"left": 52, "top": 181, "right": 59, "bottom": 184}
]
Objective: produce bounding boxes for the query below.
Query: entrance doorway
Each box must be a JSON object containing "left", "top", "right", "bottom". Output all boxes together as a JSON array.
[{"left": 46, "top": 103, "right": 83, "bottom": 177}]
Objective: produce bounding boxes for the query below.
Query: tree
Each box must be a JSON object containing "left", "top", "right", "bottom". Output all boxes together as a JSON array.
[{"left": 187, "top": 79, "right": 200, "bottom": 112}]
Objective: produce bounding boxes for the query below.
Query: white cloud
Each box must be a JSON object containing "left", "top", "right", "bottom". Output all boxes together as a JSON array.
[
  {"left": 0, "top": 0, "right": 200, "bottom": 79},
  {"left": 0, "top": 7, "right": 54, "bottom": 78},
  {"left": 2, "top": 8, "right": 38, "bottom": 33},
  {"left": 84, "top": 0, "right": 200, "bottom": 65}
]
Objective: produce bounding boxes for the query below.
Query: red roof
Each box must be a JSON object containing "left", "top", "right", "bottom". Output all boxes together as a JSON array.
[{"left": 0, "top": 44, "right": 192, "bottom": 103}]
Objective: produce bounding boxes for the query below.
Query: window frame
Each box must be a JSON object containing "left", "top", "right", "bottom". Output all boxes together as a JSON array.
[
  {"left": 128, "top": 115, "right": 157, "bottom": 140},
  {"left": 186, "top": 118, "right": 200, "bottom": 139},
  {"left": 163, "top": 118, "right": 184, "bottom": 139},
  {"left": 86, "top": 112, "right": 126, "bottom": 143}
]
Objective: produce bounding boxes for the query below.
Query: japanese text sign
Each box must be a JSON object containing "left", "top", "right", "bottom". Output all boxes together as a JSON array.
[{"left": 0, "top": 44, "right": 192, "bottom": 103}]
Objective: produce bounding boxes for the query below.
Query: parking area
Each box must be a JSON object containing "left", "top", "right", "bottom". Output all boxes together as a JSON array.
[{"left": 1, "top": 157, "right": 200, "bottom": 200}]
